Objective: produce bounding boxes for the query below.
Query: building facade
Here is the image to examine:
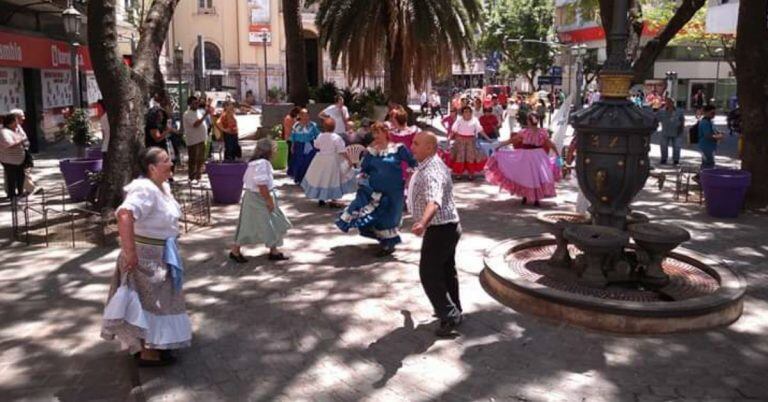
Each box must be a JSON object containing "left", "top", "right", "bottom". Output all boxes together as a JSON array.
[
  {"left": 554, "top": 0, "right": 737, "bottom": 110},
  {"left": 165, "top": 0, "right": 371, "bottom": 103}
]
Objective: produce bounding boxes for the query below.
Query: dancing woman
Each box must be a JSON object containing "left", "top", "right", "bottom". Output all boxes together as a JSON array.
[
  {"left": 336, "top": 122, "right": 416, "bottom": 257},
  {"left": 485, "top": 113, "right": 559, "bottom": 206}
]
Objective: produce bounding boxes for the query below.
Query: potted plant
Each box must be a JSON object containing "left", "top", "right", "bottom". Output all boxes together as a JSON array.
[
  {"left": 307, "top": 81, "right": 340, "bottom": 123},
  {"left": 62, "top": 108, "right": 94, "bottom": 158},
  {"left": 267, "top": 86, "right": 286, "bottom": 104}
]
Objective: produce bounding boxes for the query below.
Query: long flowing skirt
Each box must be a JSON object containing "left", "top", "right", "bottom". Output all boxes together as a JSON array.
[
  {"left": 450, "top": 136, "right": 487, "bottom": 175},
  {"left": 287, "top": 142, "right": 316, "bottom": 184},
  {"left": 301, "top": 154, "right": 357, "bottom": 200},
  {"left": 336, "top": 181, "right": 404, "bottom": 248},
  {"left": 235, "top": 190, "right": 292, "bottom": 247},
  {"left": 485, "top": 148, "right": 557, "bottom": 202},
  {"left": 101, "top": 241, "right": 192, "bottom": 353}
]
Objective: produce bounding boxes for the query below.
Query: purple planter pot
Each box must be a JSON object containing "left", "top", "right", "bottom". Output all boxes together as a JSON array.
[
  {"left": 86, "top": 146, "right": 103, "bottom": 159},
  {"left": 59, "top": 158, "right": 103, "bottom": 202},
  {"left": 205, "top": 161, "right": 248, "bottom": 204},
  {"left": 700, "top": 168, "right": 752, "bottom": 218}
]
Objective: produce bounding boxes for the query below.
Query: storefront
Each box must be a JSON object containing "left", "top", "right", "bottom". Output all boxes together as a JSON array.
[{"left": 0, "top": 30, "right": 101, "bottom": 151}]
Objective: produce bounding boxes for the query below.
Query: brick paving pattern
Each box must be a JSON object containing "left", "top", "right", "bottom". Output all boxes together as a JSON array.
[{"left": 1, "top": 137, "right": 766, "bottom": 402}]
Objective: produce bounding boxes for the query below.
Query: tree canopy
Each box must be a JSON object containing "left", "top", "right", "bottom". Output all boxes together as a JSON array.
[{"left": 479, "top": 0, "right": 555, "bottom": 88}]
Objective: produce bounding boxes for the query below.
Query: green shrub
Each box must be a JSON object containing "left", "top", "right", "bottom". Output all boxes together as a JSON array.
[
  {"left": 63, "top": 108, "right": 93, "bottom": 146},
  {"left": 310, "top": 81, "right": 340, "bottom": 104}
]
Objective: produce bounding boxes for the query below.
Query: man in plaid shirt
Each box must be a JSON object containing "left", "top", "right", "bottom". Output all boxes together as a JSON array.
[{"left": 409, "top": 132, "right": 463, "bottom": 337}]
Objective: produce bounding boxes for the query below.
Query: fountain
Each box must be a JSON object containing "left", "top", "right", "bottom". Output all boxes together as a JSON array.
[{"left": 480, "top": 1, "right": 745, "bottom": 333}]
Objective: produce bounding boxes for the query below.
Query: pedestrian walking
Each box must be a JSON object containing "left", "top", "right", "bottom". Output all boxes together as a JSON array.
[
  {"left": 0, "top": 113, "right": 27, "bottom": 199},
  {"left": 698, "top": 105, "right": 723, "bottom": 169},
  {"left": 230, "top": 138, "right": 292, "bottom": 263},
  {"left": 409, "top": 131, "right": 463, "bottom": 337},
  {"left": 183, "top": 96, "right": 210, "bottom": 183},
  {"left": 656, "top": 97, "right": 685, "bottom": 165},
  {"left": 101, "top": 147, "right": 192, "bottom": 366},
  {"left": 283, "top": 107, "right": 301, "bottom": 164}
]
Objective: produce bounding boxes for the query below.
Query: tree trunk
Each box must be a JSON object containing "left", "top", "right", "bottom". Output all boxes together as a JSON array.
[
  {"left": 735, "top": 0, "right": 768, "bottom": 208},
  {"left": 283, "top": 0, "right": 309, "bottom": 106},
  {"left": 388, "top": 42, "right": 408, "bottom": 105},
  {"left": 629, "top": 0, "right": 705, "bottom": 84},
  {"left": 88, "top": 0, "right": 181, "bottom": 210}
]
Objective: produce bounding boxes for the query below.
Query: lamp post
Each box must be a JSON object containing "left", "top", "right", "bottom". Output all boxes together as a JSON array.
[
  {"left": 665, "top": 70, "right": 678, "bottom": 104},
  {"left": 62, "top": 1, "right": 82, "bottom": 109},
  {"left": 174, "top": 43, "right": 184, "bottom": 117},
  {"left": 571, "top": 44, "right": 587, "bottom": 110},
  {"left": 257, "top": 29, "right": 270, "bottom": 102},
  {"left": 712, "top": 48, "right": 724, "bottom": 109}
]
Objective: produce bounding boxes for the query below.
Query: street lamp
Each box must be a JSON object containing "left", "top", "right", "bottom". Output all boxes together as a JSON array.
[
  {"left": 174, "top": 43, "right": 184, "bottom": 116},
  {"left": 257, "top": 29, "right": 270, "bottom": 102},
  {"left": 62, "top": 1, "right": 82, "bottom": 109},
  {"left": 712, "top": 47, "right": 724, "bottom": 109},
  {"left": 665, "top": 70, "right": 678, "bottom": 104},
  {"left": 571, "top": 44, "right": 587, "bottom": 110}
]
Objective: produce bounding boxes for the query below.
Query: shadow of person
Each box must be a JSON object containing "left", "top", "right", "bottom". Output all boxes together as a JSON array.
[{"left": 364, "top": 310, "right": 437, "bottom": 388}]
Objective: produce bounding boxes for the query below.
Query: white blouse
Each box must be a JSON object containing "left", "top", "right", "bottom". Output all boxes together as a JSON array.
[
  {"left": 314, "top": 132, "right": 346, "bottom": 155},
  {"left": 243, "top": 159, "right": 274, "bottom": 192},
  {"left": 116, "top": 178, "right": 181, "bottom": 239},
  {"left": 452, "top": 117, "right": 482, "bottom": 137}
]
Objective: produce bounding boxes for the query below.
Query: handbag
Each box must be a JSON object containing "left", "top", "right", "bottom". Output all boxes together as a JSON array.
[{"left": 23, "top": 149, "right": 33, "bottom": 168}]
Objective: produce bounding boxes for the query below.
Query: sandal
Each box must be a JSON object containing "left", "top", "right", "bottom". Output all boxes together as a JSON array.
[
  {"left": 268, "top": 252, "right": 290, "bottom": 261},
  {"left": 135, "top": 351, "right": 176, "bottom": 367},
  {"left": 328, "top": 201, "right": 345, "bottom": 209}
]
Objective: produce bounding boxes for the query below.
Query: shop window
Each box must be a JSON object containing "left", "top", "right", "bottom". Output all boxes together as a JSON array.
[{"left": 198, "top": 0, "right": 215, "bottom": 14}]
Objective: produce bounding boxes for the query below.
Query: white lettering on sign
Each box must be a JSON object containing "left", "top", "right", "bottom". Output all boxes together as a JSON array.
[
  {"left": 0, "top": 42, "right": 23, "bottom": 62},
  {"left": 50, "top": 45, "right": 84, "bottom": 68}
]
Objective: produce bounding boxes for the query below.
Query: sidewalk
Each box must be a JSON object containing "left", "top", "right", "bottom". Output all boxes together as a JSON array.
[{"left": 1, "top": 138, "right": 767, "bottom": 401}]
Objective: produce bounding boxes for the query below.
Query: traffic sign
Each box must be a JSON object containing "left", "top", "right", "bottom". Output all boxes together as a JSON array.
[
  {"left": 550, "top": 66, "right": 563, "bottom": 76},
  {"left": 537, "top": 76, "right": 563, "bottom": 86}
]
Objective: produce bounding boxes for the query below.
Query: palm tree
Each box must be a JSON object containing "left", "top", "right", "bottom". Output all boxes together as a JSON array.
[
  {"left": 283, "top": 0, "right": 310, "bottom": 105},
  {"left": 310, "top": 0, "right": 482, "bottom": 105}
]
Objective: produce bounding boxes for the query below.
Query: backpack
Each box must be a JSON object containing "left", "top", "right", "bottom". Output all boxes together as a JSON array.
[{"left": 688, "top": 121, "right": 700, "bottom": 144}]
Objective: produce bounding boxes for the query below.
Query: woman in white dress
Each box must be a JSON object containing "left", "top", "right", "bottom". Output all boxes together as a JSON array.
[
  {"left": 102, "top": 147, "right": 192, "bottom": 366},
  {"left": 301, "top": 118, "right": 356, "bottom": 208}
]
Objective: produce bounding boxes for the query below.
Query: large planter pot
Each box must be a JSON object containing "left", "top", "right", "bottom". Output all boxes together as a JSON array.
[
  {"left": 205, "top": 161, "right": 248, "bottom": 204},
  {"left": 701, "top": 168, "right": 752, "bottom": 218},
  {"left": 59, "top": 158, "right": 103, "bottom": 202},
  {"left": 86, "top": 146, "right": 103, "bottom": 159},
  {"left": 272, "top": 140, "right": 288, "bottom": 170}
]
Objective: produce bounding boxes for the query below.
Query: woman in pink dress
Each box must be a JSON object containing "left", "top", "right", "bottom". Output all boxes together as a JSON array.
[
  {"left": 486, "top": 113, "right": 559, "bottom": 206},
  {"left": 388, "top": 107, "right": 419, "bottom": 180}
]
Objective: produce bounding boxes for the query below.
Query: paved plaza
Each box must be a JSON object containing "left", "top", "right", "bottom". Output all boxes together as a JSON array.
[{"left": 1, "top": 138, "right": 767, "bottom": 402}]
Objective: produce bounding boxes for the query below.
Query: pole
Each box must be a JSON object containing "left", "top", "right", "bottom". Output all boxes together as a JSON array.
[
  {"left": 714, "top": 58, "right": 721, "bottom": 108},
  {"left": 262, "top": 34, "right": 268, "bottom": 102},
  {"left": 177, "top": 64, "right": 183, "bottom": 119},
  {"left": 575, "top": 55, "right": 583, "bottom": 111},
  {"left": 71, "top": 42, "right": 81, "bottom": 108}
]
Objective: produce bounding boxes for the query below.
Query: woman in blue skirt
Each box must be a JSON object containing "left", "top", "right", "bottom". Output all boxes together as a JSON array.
[
  {"left": 287, "top": 108, "right": 319, "bottom": 184},
  {"left": 336, "top": 122, "right": 416, "bottom": 257}
]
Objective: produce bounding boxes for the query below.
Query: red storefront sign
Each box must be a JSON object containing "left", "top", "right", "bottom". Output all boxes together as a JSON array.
[
  {"left": 558, "top": 23, "right": 659, "bottom": 44},
  {"left": 0, "top": 30, "right": 93, "bottom": 70}
]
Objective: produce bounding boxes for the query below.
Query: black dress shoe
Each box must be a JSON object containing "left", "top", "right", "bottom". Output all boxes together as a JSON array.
[
  {"left": 318, "top": 200, "right": 327, "bottom": 207},
  {"left": 229, "top": 252, "right": 248, "bottom": 263},
  {"left": 375, "top": 246, "right": 395, "bottom": 258},
  {"left": 268, "top": 252, "right": 290, "bottom": 261}
]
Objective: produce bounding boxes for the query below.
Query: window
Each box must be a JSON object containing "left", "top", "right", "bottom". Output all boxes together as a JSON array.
[{"left": 198, "top": 0, "right": 213, "bottom": 9}]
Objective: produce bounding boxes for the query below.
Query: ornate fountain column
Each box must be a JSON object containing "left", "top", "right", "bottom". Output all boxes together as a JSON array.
[{"left": 569, "top": 0, "right": 658, "bottom": 231}]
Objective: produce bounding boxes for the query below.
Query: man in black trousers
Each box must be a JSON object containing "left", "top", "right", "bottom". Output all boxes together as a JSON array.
[{"left": 409, "top": 132, "right": 463, "bottom": 337}]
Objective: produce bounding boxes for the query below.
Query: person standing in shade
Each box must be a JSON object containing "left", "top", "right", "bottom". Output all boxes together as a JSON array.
[
  {"left": 656, "top": 97, "right": 685, "bottom": 166},
  {"left": 216, "top": 102, "right": 240, "bottom": 161},
  {"left": 10, "top": 108, "right": 35, "bottom": 194},
  {"left": 183, "top": 96, "right": 210, "bottom": 183},
  {"left": 0, "top": 114, "right": 26, "bottom": 199},
  {"left": 319, "top": 95, "right": 350, "bottom": 136},
  {"left": 698, "top": 105, "right": 723, "bottom": 169},
  {"left": 97, "top": 100, "right": 110, "bottom": 158},
  {"left": 409, "top": 131, "right": 463, "bottom": 337}
]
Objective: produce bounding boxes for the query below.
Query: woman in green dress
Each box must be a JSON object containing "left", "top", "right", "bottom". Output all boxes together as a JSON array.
[{"left": 229, "top": 138, "right": 292, "bottom": 263}]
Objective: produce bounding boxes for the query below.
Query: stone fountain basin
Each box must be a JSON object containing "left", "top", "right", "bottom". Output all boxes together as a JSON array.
[
  {"left": 481, "top": 235, "right": 746, "bottom": 334},
  {"left": 563, "top": 224, "right": 630, "bottom": 254},
  {"left": 629, "top": 223, "right": 691, "bottom": 253}
]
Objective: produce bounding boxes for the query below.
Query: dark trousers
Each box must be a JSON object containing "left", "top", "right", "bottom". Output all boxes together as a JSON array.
[
  {"left": 187, "top": 142, "right": 205, "bottom": 180},
  {"left": 419, "top": 222, "right": 462, "bottom": 320},
  {"left": 223, "top": 134, "right": 239, "bottom": 161},
  {"left": 2, "top": 163, "right": 25, "bottom": 198},
  {"left": 700, "top": 146, "right": 716, "bottom": 169}
]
